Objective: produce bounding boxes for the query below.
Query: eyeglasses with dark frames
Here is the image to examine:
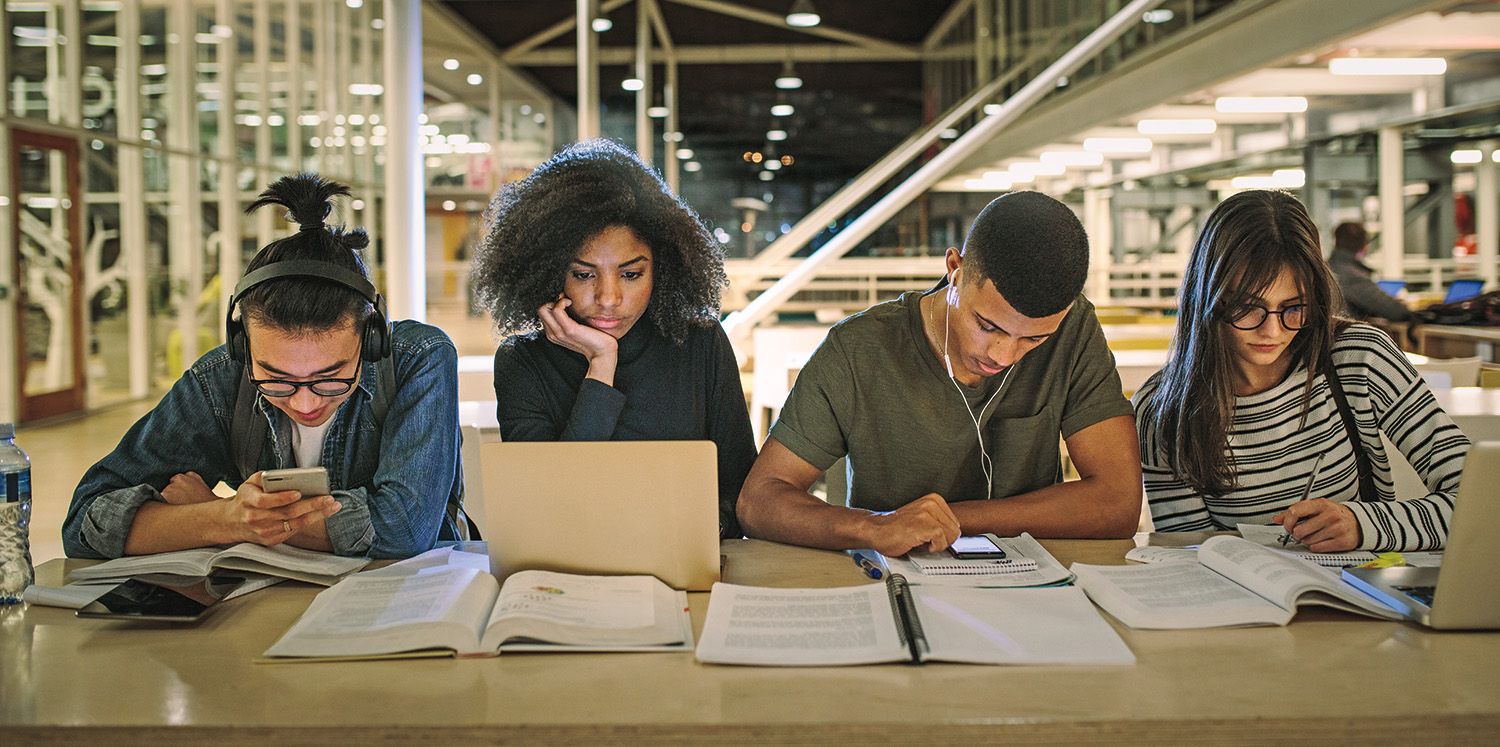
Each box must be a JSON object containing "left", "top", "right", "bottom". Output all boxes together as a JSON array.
[
  {"left": 1225, "top": 303, "right": 1309, "bottom": 331},
  {"left": 248, "top": 375, "right": 358, "bottom": 398}
]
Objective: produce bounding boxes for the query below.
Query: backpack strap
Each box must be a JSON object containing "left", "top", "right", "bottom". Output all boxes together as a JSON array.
[{"left": 1325, "top": 359, "right": 1379, "bottom": 503}]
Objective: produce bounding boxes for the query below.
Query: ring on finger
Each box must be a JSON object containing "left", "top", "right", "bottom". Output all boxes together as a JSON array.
[{"left": 283, "top": 519, "right": 291, "bottom": 533}]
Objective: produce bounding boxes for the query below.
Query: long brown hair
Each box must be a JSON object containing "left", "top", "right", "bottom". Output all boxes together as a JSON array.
[{"left": 1138, "top": 190, "right": 1346, "bottom": 496}]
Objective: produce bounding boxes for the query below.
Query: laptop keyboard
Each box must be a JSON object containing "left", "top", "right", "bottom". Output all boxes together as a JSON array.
[{"left": 1396, "top": 585, "right": 1437, "bottom": 606}]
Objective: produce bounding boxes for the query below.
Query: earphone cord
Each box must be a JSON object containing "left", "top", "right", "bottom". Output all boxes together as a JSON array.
[{"left": 943, "top": 298, "right": 1017, "bottom": 500}]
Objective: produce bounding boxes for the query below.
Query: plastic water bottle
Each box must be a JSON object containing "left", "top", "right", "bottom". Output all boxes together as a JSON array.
[{"left": 0, "top": 423, "right": 32, "bottom": 604}]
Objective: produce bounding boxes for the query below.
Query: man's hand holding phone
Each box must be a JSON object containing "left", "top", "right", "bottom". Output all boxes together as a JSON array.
[{"left": 223, "top": 469, "right": 340, "bottom": 546}]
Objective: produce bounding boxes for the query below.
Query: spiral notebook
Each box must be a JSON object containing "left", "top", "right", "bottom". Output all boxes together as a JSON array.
[{"left": 883, "top": 533, "right": 1071, "bottom": 587}]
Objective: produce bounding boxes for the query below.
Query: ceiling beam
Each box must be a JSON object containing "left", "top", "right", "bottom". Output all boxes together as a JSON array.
[
  {"left": 500, "top": 0, "right": 635, "bottom": 62},
  {"left": 665, "top": 0, "right": 912, "bottom": 55},
  {"left": 509, "top": 42, "right": 921, "bottom": 66}
]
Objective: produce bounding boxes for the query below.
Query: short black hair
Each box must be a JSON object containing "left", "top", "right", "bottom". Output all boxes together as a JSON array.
[
  {"left": 239, "top": 173, "right": 372, "bottom": 334},
  {"left": 470, "top": 139, "right": 726, "bottom": 344},
  {"left": 961, "top": 191, "right": 1088, "bottom": 318}
]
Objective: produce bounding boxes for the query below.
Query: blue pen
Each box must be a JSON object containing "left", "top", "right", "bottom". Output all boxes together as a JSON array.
[{"left": 849, "top": 551, "right": 884, "bottom": 579}]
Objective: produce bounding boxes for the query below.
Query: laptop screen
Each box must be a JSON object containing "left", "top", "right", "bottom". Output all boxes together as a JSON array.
[
  {"left": 1444, "top": 279, "right": 1484, "bottom": 304},
  {"left": 1376, "top": 280, "right": 1405, "bottom": 297}
]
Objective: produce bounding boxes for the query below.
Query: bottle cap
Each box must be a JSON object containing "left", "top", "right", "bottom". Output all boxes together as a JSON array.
[{"left": 0, "top": 423, "right": 11, "bottom": 439}]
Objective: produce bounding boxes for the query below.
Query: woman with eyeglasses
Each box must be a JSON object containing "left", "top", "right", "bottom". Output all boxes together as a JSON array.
[{"left": 1132, "top": 190, "right": 1468, "bottom": 552}]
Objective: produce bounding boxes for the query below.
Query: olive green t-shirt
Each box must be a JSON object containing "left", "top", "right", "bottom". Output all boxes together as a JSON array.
[{"left": 770, "top": 289, "right": 1132, "bottom": 512}]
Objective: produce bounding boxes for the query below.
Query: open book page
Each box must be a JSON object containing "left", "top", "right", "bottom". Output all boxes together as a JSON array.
[
  {"left": 914, "top": 585, "right": 1135, "bottom": 665},
  {"left": 1072, "top": 561, "right": 1295, "bottom": 629},
  {"left": 70, "top": 548, "right": 224, "bottom": 581},
  {"left": 210, "top": 543, "right": 370, "bottom": 584},
  {"left": 69, "top": 543, "right": 369, "bottom": 586},
  {"left": 263, "top": 567, "right": 499, "bottom": 658},
  {"left": 479, "top": 571, "right": 688, "bottom": 650},
  {"left": 695, "top": 582, "right": 907, "bottom": 666},
  {"left": 885, "top": 534, "right": 1073, "bottom": 588},
  {"left": 1197, "top": 536, "right": 1403, "bottom": 620}
]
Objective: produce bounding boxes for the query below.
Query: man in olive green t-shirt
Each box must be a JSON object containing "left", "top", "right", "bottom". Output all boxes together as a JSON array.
[{"left": 737, "top": 192, "right": 1142, "bottom": 557}]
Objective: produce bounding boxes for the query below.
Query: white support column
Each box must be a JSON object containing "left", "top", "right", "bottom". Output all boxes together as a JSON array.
[
  {"left": 218, "top": 0, "right": 241, "bottom": 342},
  {"left": 119, "top": 0, "right": 147, "bottom": 399},
  {"left": 169, "top": 0, "right": 203, "bottom": 371},
  {"left": 1379, "top": 127, "right": 1404, "bottom": 280},
  {"left": 286, "top": 0, "right": 302, "bottom": 174},
  {"left": 252, "top": 0, "right": 271, "bottom": 249},
  {"left": 0, "top": 3, "right": 13, "bottom": 421},
  {"left": 1084, "top": 187, "right": 1112, "bottom": 302},
  {"left": 1478, "top": 140, "right": 1498, "bottom": 289},
  {"left": 61, "top": 1, "right": 81, "bottom": 127},
  {"left": 664, "top": 56, "right": 679, "bottom": 192},
  {"left": 383, "top": 0, "right": 424, "bottom": 321},
  {"left": 634, "top": 6, "right": 651, "bottom": 160},
  {"left": 576, "top": 0, "right": 600, "bottom": 140}
]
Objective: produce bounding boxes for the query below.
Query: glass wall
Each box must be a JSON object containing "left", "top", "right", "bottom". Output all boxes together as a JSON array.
[{"left": 1, "top": 0, "right": 388, "bottom": 417}]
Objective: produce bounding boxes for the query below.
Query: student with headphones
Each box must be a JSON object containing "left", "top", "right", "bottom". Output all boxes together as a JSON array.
[
  {"left": 737, "top": 191, "right": 1142, "bottom": 557},
  {"left": 63, "top": 174, "right": 467, "bottom": 559}
]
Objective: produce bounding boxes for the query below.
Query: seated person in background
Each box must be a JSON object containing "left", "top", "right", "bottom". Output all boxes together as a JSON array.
[
  {"left": 64, "top": 174, "right": 466, "bottom": 559},
  {"left": 1134, "top": 191, "right": 1467, "bottom": 552},
  {"left": 471, "top": 139, "right": 756, "bottom": 539},
  {"left": 737, "top": 191, "right": 1141, "bottom": 557},
  {"left": 1328, "top": 221, "right": 1411, "bottom": 324}
]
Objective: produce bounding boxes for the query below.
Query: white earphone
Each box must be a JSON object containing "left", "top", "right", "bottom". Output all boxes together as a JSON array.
[{"left": 939, "top": 268, "right": 1016, "bottom": 499}]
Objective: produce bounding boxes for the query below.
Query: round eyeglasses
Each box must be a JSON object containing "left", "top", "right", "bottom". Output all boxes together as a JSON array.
[
  {"left": 248, "top": 376, "right": 358, "bottom": 398},
  {"left": 1225, "top": 303, "right": 1309, "bottom": 331}
]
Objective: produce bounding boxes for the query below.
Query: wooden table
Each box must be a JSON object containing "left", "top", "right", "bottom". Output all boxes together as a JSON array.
[
  {"left": 1409, "top": 324, "right": 1500, "bottom": 362},
  {"left": 4, "top": 535, "right": 1498, "bottom": 745}
]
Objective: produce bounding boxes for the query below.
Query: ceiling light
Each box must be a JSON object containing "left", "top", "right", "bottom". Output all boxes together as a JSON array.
[
  {"left": 771, "top": 104, "right": 795, "bottom": 117},
  {"left": 648, "top": 106, "right": 670, "bottom": 118},
  {"left": 1452, "top": 149, "right": 1483, "bottom": 164},
  {"left": 965, "top": 179, "right": 1012, "bottom": 190},
  {"left": 1084, "top": 137, "right": 1152, "bottom": 153},
  {"left": 443, "top": 58, "right": 459, "bottom": 70},
  {"left": 676, "top": 148, "right": 694, "bottom": 160},
  {"left": 1214, "top": 96, "right": 1307, "bottom": 113},
  {"left": 684, "top": 161, "right": 702, "bottom": 172},
  {"left": 983, "top": 104, "right": 1002, "bottom": 115},
  {"left": 785, "top": 0, "right": 820, "bottom": 27},
  {"left": 766, "top": 129, "right": 788, "bottom": 141},
  {"left": 939, "top": 128, "right": 958, "bottom": 139},
  {"left": 622, "top": 77, "right": 644, "bottom": 91},
  {"left": 1137, "top": 119, "right": 1216, "bottom": 135},
  {"left": 1041, "top": 151, "right": 1104, "bottom": 166},
  {"left": 765, "top": 160, "right": 782, "bottom": 171},
  {"left": 1329, "top": 57, "right": 1446, "bottom": 76},
  {"left": 1141, "top": 9, "right": 1173, "bottom": 23},
  {"left": 1230, "top": 169, "right": 1305, "bottom": 189},
  {"left": 775, "top": 61, "right": 802, "bottom": 90},
  {"left": 466, "top": 73, "right": 483, "bottom": 86},
  {"left": 1009, "top": 162, "right": 1065, "bottom": 178},
  {"left": 442, "top": 200, "right": 456, "bottom": 211},
  {"left": 759, "top": 171, "right": 774, "bottom": 181},
  {"left": 591, "top": 14, "right": 612, "bottom": 33}
]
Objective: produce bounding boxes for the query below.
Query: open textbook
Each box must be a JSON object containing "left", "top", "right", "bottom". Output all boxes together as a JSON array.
[
  {"left": 1072, "top": 535, "right": 1404, "bottom": 629},
  {"left": 68, "top": 543, "right": 370, "bottom": 586},
  {"left": 695, "top": 575, "right": 1134, "bottom": 667},
  {"left": 263, "top": 567, "right": 692, "bottom": 661}
]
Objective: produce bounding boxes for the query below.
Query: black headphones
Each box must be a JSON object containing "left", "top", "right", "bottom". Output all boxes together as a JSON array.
[{"left": 225, "top": 259, "right": 392, "bottom": 363}]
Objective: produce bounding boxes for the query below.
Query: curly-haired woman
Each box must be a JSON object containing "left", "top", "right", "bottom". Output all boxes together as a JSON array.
[{"left": 471, "top": 139, "right": 756, "bottom": 538}]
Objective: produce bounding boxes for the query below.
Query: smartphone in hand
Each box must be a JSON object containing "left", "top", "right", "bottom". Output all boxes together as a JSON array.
[
  {"left": 261, "top": 466, "right": 331, "bottom": 498},
  {"left": 950, "top": 535, "right": 1007, "bottom": 559}
]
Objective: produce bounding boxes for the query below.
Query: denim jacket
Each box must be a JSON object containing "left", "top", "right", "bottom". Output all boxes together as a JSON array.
[{"left": 63, "top": 320, "right": 466, "bottom": 559}]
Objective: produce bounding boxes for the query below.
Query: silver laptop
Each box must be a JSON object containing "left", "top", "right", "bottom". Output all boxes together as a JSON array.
[
  {"left": 1342, "top": 441, "right": 1500, "bottom": 629},
  {"left": 479, "top": 440, "right": 721, "bottom": 591}
]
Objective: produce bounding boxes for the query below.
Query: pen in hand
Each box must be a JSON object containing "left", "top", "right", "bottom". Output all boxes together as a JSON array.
[
  {"left": 849, "top": 550, "right": 884, "bottom": 580},
  {"left": 1279, "top": 454, "right": 1325, "bottom": 547}
]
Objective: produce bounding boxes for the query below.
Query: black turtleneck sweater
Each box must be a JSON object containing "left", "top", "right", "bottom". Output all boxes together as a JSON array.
[{"left": 491, "top": 318, "right": 756, "bottom": 538}]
